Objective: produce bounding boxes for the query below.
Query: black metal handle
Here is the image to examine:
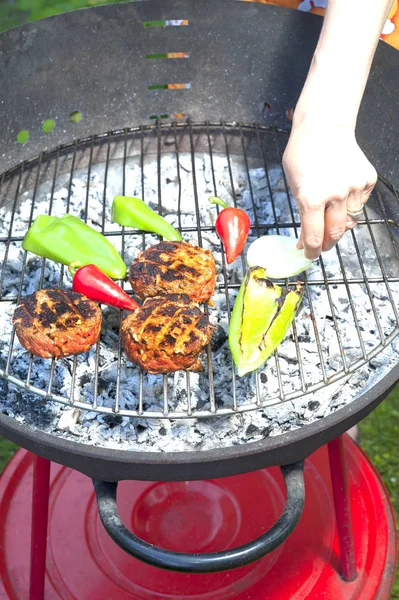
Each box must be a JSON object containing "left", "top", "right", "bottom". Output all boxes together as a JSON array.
[{"left": 93, "top": 461, "right": 304, "bottom": 573}]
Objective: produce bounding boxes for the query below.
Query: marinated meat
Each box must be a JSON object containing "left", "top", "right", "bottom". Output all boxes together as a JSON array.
[
  {"left": 129, "top": 241, "right": 216, "bottom": 304},
  {"left": 121, "top": 293, "right": 214, "bottom": 373},
  {"left": 13, "top": 288, "right": 102, "bottom": 358}
]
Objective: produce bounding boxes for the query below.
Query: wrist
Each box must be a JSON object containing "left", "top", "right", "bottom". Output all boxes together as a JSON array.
[
  {"left": 293, "top": 55, "right": 361, "bottom": 130},
  {"left": 289, "top": 116, "right": 356, "bottom": 143},
  {"left": 292, "top": 107, "right": 357, "bottom": 133}
]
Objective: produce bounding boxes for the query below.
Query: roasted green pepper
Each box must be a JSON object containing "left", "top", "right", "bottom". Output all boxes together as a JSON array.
[
  {"left": 112, "top": 196, "right": 182, "bottom": 241},
  {"left": 229, "top": 267, "right": 303, "bottom": 376},
  {"left": 22, "top": 214, "right": 126, "bottom": 279}
]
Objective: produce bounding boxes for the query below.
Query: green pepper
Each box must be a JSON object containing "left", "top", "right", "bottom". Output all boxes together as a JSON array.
[
  {"left": 22, "top": 214, "right": 126, "bottom": 279},
  {"left": 112, "top": 196, "right": 182, "bottom": 241},
  {"left": 228, "top": 267, "right": 303, "bottom": 376}
]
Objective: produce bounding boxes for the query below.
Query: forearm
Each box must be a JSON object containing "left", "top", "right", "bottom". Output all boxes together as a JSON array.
[{"left": 294, "top": 0, "right": 394, "bottom": 129}]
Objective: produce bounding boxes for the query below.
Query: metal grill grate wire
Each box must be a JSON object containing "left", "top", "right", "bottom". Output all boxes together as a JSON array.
[{"left": 0, "top": 122, "right": 399, "bottom": 419}]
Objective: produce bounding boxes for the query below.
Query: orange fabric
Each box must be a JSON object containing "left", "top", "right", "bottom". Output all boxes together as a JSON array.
[{"left": 245, "top": 0, "right": 399, "bottom": 50}]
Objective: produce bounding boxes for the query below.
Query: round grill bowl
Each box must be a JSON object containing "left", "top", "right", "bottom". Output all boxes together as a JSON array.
[{"left": 1, "top": 0, "right": 399, "bottom": 482}]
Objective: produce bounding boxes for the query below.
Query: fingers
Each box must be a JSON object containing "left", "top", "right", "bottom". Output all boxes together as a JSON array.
[
  {"left": 323, "top": 200, "right": 348, "bottom": 252},
  {"left": 298, "top": 200, "right": 326, "bottom": 260},
  {"left": 345, "top": 170, "right": 376, "bottom": 230},
  {"left": 345, "top": 189, "right": 364, "bottom": 230},
  {"left": 299, "top": 184, "right": 372, "bottom": 257},
  {"left": 299, "top": 197, "right": 348, "bottom": 257},
  {"left": 293, "top": 178, "right": 377, "bottom": 260},
  {"left": 283, "top": 125, "right": 378, "bottom": 260}
]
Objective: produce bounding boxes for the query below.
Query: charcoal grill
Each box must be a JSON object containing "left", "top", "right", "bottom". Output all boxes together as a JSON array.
[
  {"left": 1, "top": 122, "right": 399, "bottom": 479},
  {"left": 0, "top": 1, "right": 399, "bottom": 597}
]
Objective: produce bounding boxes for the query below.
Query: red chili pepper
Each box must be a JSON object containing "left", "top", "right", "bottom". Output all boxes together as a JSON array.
[
  {"left": 209, "top": 196, "right": 251, "bottom": 264},
  {"left": 69, "top": 262, "right": 139, "bottom": 311}
]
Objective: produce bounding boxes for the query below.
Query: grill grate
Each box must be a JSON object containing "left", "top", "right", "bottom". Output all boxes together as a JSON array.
[{"left": 1, "top": 122, "right": 399, "bottom": 419}]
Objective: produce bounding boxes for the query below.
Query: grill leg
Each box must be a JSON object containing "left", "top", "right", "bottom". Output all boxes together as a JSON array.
[
  {"left": 29, "top": 455, "right": 51, "bottom": 600},
  {"left": 327, "top": 436, "right": 358, "bottom": 582}
]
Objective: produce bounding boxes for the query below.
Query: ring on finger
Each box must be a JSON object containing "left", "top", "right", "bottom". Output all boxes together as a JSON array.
[{"left": 347, "top": 206, "right": 363, "bottom": 219}]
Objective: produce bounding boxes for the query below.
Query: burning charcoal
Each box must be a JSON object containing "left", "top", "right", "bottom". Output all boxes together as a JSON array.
[
  {"left": 195, "top": 397, "right": 210, "bottom": 411},
  {"left": 307, "top": 401, "right": 320, "bottom": 412},
  {"left": 278, "top": 343, "right": 298, "bottom": 363},
  {"left": 80, "top": 373, "right": 92, "bottom": 386},
  {"left": 97, "top": 377, "right": 110, "bottom": 392},
  {"left": 349, "top": 370, "right": 370, "bottom": 388},
  {"left": 211, "top": 325, "right": 228, "bottom": 353},
  {"left": 370, "top": 354, "right": 390, "bottom": 369},
  {"left": 273, "top": 357, "right": 291, "bottom": 376},
  {"left": 297, "top": 334, "right": 311, "bottom": 344},
  {"left": 213, "top": 392, "right": 225, "bottom": 408},
  {"left": 101, "top": 363, "right": 127, "bottom": 384},
  {"left": 246, "top": 424, "right": 260, "bottom": 436},
  {"left": 103, "top": 414, "right": 123, "bottom": 428},
  {"left": 102, "top": 307, "right": 123, "bottom": 332}
]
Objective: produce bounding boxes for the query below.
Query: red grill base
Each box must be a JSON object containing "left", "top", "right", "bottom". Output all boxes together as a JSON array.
[{"left": 0, "top": 435, "right": 396, "bottom": 599}]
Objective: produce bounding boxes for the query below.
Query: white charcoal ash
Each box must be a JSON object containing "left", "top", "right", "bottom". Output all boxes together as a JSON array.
[
  {"left": 0, "top": 149, "right": 399, "bottom": 453},
  {"left": 58, "top": 408, "right": 81, "bottom": 433}
]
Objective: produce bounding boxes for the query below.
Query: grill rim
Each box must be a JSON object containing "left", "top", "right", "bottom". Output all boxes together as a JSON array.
[{"left": 0, "top": 363, "right": 396, "bottom": 482}]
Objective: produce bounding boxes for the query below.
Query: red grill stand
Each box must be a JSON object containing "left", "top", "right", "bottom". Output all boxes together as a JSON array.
[{"left": 0, "top": 435, "right": 396, "bottom": 600}]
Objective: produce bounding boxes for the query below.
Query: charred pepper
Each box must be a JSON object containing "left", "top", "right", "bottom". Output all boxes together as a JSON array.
[
  {"left": 209, "top": 196, "right": 251, "bottom": 264},
  {"left": 112, "top": 196, "right": 182, "bottom": 241},
  {"left": 229, "top": 267, "right": 303, "bottom": 376},
  {"left": 22, "top": 214, "right": 126, "bottom": 279},
  {"left": 70, "top": 263, "right": 140, "bottom": 311}
]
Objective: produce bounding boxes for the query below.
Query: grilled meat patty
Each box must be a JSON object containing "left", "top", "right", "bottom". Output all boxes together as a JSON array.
[
  {"left": 121, "top": 293, "right": 214, "bottom": 373},
  {"left": 13, "top": 288, "right": 102, "bottom": 358},
  {"left": 129, "top": 241, "right": 217, "bottom": 304}
]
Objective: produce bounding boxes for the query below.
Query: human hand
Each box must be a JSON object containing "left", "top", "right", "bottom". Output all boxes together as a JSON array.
[{"left": 282, "top": 122, "right": 377, "bottom": 260}]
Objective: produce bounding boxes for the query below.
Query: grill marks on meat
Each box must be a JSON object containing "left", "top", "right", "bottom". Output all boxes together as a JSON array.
[
  {"left": 12, "top": 242, "right": 216, "bottom": 372},
  {"left": 129, "top": 241, "right": 216, "bottom": 304},
  {"left": 121, "top": 294, "right": 214, "bottom": 373},
  {"left": 126, "top": 242, "right": 216, "bottom": 373},
  {"left": 13, "top": 288, "right": 102, "bottom": 358}
]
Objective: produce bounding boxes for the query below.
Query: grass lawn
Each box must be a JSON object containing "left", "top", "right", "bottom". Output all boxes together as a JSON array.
[
  {"left": 0, "top": 437, "right": 18, "bottom": 467},
  {"left": 0, "top": 0, "right": 130, "bottom": 32}
]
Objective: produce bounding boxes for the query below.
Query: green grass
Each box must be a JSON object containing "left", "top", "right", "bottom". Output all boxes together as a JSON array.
[
  {"left": 0, "top": 0, "right": 132, "bottom": 32},
  {"left": 0, "top": 437, "right": 18, "bottom": 468}
]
